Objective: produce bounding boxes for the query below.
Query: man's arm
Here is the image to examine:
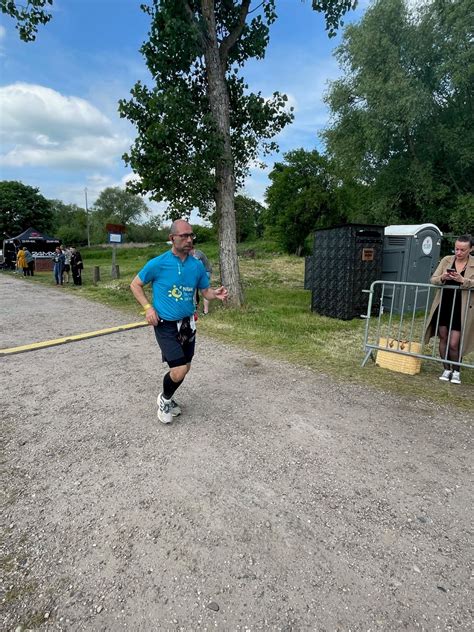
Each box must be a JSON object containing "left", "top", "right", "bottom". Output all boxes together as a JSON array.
[{"left": 130, "top": 275, "right": 159, "bottom": 326}]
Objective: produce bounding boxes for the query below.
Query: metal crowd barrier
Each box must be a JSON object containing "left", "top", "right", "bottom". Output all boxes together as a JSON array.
[{"left": 362, "top": 280, "right": 473, "bottom": 370}]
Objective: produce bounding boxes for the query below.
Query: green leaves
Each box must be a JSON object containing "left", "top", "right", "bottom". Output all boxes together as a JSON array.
[
  {"left": 92, "top": 187, "right": 150, "bottom": 225},
  {"left": 1, "top": 0, "right": 53, "bottom": 42},
  {"left": 120, "top": 1, "right": 293, "bottom": 218},
  {"left": 312, "top": 0, "right": 358, "bottom": 37},
  {"left": 264, "top": 149, "right": 343, "bottom": 255},
  {"left": 324, "top": 0, "right": 474, "bottom": 231},
  {"left": 0, "top": 180, "right": 53, "bottom": 236}
]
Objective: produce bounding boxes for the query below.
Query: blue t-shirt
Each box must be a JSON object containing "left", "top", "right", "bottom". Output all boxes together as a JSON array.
[{"left": 138, "top": 250, "right": 210, "bottom": 320}]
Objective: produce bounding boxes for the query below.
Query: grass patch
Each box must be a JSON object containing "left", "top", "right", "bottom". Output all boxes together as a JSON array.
[{"left": 10, "top": 241, "right": 473, "bottom": 411}]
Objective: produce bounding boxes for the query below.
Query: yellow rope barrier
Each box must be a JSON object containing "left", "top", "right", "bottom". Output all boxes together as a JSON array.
[{"left": 0, "top": 321, "right": 149, "bottom": 357}]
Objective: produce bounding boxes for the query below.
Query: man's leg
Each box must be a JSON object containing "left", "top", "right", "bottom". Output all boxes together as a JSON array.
[
  {"left": 155, "top": 323, "right": 195, "bottom": 423},
  {"left": 163, "top": 363, "right": 192, "bottom": 401},
  {"left": 158, "top": 366, "right": 189, "bottom": 424}
]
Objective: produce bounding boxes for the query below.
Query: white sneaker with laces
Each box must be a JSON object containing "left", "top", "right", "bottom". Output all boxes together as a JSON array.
[
  {"left": 157, "top": 393, "right": 173, "bottom": 424},
  {"left": 439, "top": 370, "right": 452, "bottom": 382},
  {"left": 156, "top": 393, "right": 181, "bottom": 416},
  {"left": 450, "top": 371, "right": 461, "bottom": 384}
]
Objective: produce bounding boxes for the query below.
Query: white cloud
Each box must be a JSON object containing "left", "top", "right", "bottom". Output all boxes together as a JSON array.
[
  {"left": 0, "top": 83, "right": 130, "bottom": 168},
  {"left": 0, "top": 25, "right": 6, "bottom": 41}
]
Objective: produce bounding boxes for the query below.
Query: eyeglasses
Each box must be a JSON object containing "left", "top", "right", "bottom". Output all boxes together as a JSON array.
[{"left": 173, "top": 233, "right": 196, "bottom": 240}]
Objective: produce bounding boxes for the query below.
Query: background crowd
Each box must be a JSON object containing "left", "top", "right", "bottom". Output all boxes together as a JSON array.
[{"left": 16, "top": 245, "right": 83, "bottom": 286}]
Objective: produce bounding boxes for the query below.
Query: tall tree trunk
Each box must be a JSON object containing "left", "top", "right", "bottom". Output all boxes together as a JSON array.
[{"left": 201, "top": 0, "right": 243, "bottom": 306}]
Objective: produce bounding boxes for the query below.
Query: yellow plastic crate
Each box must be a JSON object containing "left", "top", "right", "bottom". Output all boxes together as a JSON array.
[{"left": 375, "top": 338, "right": 422, "bottom": 375}]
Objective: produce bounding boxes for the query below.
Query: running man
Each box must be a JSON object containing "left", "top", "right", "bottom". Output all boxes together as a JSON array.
[{"left": 130, "top": 219, "right": 228, "bottom": 423}]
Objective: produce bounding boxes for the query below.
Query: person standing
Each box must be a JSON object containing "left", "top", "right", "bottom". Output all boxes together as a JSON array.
[
  {"left": 130, "top": 219, "right": 228, "bottom": 424},
  {"left": 424, "top": 234, "right": 474, "bottom": 384},
  {"left": 52, "top": 247, "right": 65, "bottom": 285},
  {"left": 70, "top": 247, "right": 83, "bottom": 286},
  {"left": 62, "top": 247, "right": 71, "bottom": 283},
  {"left": 191, "top": 247, "right": 212, "bottom": 315},
  {"left": 16, "top": 247, "right": 28, "bottom": 276},
  {"left": 24, "top": 248, "right": 35, "bottom": 276}
]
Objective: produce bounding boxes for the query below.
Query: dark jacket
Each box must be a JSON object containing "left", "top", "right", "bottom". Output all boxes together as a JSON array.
[{"left": 71, "top": 252, "right": 83, "bottom": 270}]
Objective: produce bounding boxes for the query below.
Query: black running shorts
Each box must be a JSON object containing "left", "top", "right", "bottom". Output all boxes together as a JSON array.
[{"left": 153, "top": 319, "right": 196, "bottom": 368}]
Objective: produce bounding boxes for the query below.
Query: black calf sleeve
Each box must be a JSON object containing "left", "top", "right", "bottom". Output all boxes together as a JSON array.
[{"left": 163, "top": 372, "right": 184, "bottom": 400}]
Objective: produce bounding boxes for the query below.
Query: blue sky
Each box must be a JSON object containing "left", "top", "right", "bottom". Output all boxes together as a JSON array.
[{"left": 0, "top": 0, "right": 373, "bottom": 221}]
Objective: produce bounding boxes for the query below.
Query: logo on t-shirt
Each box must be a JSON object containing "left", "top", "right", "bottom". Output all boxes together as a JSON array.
[{"left": 168, "top": 285, "right": 183, "bottom": 301}]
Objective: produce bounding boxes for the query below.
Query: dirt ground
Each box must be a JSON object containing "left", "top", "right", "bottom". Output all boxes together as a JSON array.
[{"left": 1, "top": 273, "right": 472, "bottom": 631}]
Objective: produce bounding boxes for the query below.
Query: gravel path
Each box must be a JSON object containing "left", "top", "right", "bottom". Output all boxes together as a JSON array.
[{"left": 1, "top": 273, "right": 472, "bottom": 631}]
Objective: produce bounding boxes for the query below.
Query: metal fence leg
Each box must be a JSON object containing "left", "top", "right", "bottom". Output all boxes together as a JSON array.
[{"left": 361, "top": 349, "right": 373, "bottom": 367}]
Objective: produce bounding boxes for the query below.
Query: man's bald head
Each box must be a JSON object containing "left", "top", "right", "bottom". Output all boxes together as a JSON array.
[{"left": 170, "top": 219, "right": 192, "bottom": 236}]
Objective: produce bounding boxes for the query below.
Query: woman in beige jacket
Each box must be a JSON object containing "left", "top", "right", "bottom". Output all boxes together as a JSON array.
[{"left": 424, "top": 235, "right": 474, "bottom": 384}]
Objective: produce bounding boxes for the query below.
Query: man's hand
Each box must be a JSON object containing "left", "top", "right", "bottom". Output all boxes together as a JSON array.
[
  {"left": 213, "top": 286, "right": 228, "bottom": 302},
  {"left": 145, "top": 306, "right": 159, "bottom": 326}
]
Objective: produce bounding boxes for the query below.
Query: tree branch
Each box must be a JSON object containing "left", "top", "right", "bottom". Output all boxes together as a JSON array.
[
  {"left": 219, "top": 0, "right": 251, "bottom": 66},
  {"left": 181, "top": 0, "right": 207, "bottom": 50}
]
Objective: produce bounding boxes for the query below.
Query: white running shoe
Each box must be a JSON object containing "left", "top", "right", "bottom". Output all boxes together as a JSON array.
[
  {"left": 170, "top": 399, "right": 181, "bottom": 416},
  {"left": 439, "top": 370, "right": 452, "bottom": 382},
  {"left": 156, "top": 393, "right": 181, "bottom": 416},
  {"left": 450, "top": 371, "right": 461, "bottom": 384},
  {"left": 157, "top": 393, "right": 173, "bottom": 424}
]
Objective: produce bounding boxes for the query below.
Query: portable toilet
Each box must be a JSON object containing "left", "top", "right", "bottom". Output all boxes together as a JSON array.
[
  {"left": 311, "top": 224, "right": 384, "bottom": 320},
  {"left": 382, "top": 223, "right": 443, "bottom": 313}
]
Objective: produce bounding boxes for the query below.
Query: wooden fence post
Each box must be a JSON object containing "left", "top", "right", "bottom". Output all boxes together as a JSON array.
[{"left": 93, "top": 266, "right": 101, "bottom": 285}]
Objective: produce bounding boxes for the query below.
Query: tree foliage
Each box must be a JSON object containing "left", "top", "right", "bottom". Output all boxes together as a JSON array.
[
  {"left": 323, "top": 0, "right": 474, "bottom": 232},
  {"left": 0, "top": 180, "right": 53, "bottom": 237},
  {"left": 0, "top": 0, "right": 53, "bottom": 42},
  {"left": 49, "top": 199, "right": 88, "bottom": 246},
  {"left": 90, "top": 187, "right": 151, "bottom": 243},
  {"left": 119, "top": 1, "right": 294, "bottom": 218},
  {"left": 264, "top": 149, "right": 344, "bottom": 255},
  {"left": 233, "top": 194, "right": 265, "bottom": 242},
  {"left": 126, "top": 215, "right": 164, "bottom": 243},
  {"left": 91, "top": 187, "right": 150, "bottom": 225}
]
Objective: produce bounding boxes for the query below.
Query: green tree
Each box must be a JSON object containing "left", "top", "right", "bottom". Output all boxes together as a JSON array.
[
  {"left": 126, "top": 215, "right": 164, "bottom": 243},
  {"left": 0, "top": 0, "right": 53, "bottom": 42},
  {"left": 90, "top": 187, "right": 151, "bottom": 243},
  {"left": 449, "top": 194, "right": 474, "bottom": 237},
  {"left": 0, "top": 180, "right": 53, "bottom": 237},
  {"left": 92, "top": 187, "right": 149, "bottom": 224},
  {"left": 264, "top": 149, "right": 343, "bottom": 255},
  {"left": 234, "top": 194, "right": 265, "bottom": 242},
  {"left": 119, "top": 1, "right": 356, "bottom": 305},
  {"left": 323, "top": 0, "right": 474, "bottom": 231},
  {"left": 49, "top": 199, "right": 88, "bottom": 246}
]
